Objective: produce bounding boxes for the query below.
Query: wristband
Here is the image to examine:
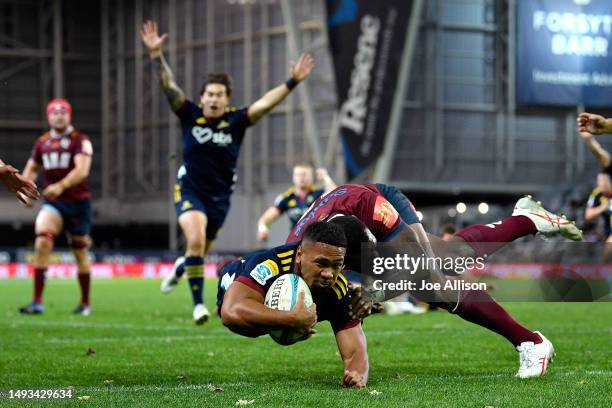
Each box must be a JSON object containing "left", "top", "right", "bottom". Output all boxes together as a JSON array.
[{"left": 285, "top": 77, "right": 298, "bottom": 90}]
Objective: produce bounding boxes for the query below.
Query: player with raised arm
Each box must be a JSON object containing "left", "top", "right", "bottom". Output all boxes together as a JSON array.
[
  {"left": 140, "top": 21, "right": 314, "bottom": 324},
  {"left": 218, "top": 221, "right": 368, "bottom": 388},
  {"left": 19, "top": 98, "right": 94, "bottom": 316},
  {"left": 0, "top": 159, "right": 39, "bottom": 205},
  {"left": 578, "top": 112, "right": 612, "bottom": 136},
  {"left": 289, "top": 184, "right": 583, "bottom": 378},
  {"left": 257, "top": 164, "right": 336, "bottom": 242}
]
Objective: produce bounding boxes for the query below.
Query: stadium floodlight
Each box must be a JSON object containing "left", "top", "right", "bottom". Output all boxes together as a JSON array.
[
  {"left": 456, "top": 202, "right": 467, "bottom": 214},
  {"left": 478, "top": 202, "right": 489, "bottom": 214}
]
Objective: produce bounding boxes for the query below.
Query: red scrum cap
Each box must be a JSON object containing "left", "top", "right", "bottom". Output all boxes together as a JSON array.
[{"left": 46, "top": 98, "right": 72, "bottom": 119}]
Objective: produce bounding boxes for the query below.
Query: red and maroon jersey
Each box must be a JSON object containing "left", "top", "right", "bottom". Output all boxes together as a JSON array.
[
  {"left": 287, "top": 184, "right": 404, "bottom": 243},
  {"left": 30, "top": 129, "right": 92, "bottom": 202}
]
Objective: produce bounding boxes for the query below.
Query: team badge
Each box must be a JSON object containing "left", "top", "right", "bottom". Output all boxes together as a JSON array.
[
  {"left": 60, "top": 138, "right": 71, "bottom": 149},
  {"left": 249, "top": 260, "right": 279, "bottom": 285},
  {"left": 218, "top": 120, "right": 229, "bottom": 129},
  {"left": 181, "top": 201, "right": 193, "bottom": 211}
]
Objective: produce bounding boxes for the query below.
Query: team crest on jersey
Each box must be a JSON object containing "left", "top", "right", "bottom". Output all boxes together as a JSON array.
[
  {"left": 218, "top": 120, "right": 229, "bottom": 129},
  {"left": 181, "top": 200, "right": 193, "bottom": 211},
  {"left": 249, "top": 259, "right": 279, "bottom": 285},
  {"left": 192, "top": 126, "right": 233, "bottom": 146},
  {"left": 288, "top": 199, "right": 297, "bottom": 207},
  {"left": 60, "top": 138, "right": 71, "bottom": 149},
  {"left": 373, "top": 196, "right": 399, "bottom": 228}
]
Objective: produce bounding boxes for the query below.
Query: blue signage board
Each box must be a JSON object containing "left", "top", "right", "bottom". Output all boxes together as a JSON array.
[{"left": 517, "top": 0, "right": 612, "bottom": 107}]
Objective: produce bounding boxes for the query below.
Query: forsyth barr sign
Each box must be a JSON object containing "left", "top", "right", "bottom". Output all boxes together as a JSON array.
[{"left": 518, "top": 0, "right": 612, "bottom": 107}]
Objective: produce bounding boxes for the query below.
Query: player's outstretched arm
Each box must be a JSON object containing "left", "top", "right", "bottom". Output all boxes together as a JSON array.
[
  {"left": 579, "top": 131, "right": 612, "bottom": 168},
  {"left": 585, "top": 199, "right": 609, "bottom": 221},
  {"left": 316, "top": 168, "right": 337, "bottom": 193},
  {"left": 247, "top": 53, "right": 314, "bottom": 125},
  {"left": 0, "top": 159, "right": 39, "bottom": 206},
  {"left": 221, "top": 282, "right": 316, "bottom": 337},
  {"left": 335, "top": 324, "right": 369, "bottom": 388},
  {"left": 257, "top": 206, "right": 282, "bottom": 242},
  {"left": 140, "top": 20, "right": 186, "bottom": 111}
]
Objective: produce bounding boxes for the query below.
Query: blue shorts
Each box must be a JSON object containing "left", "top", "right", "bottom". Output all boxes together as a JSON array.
[
  {"left": 375, "top": 183, "right": 420, "bottom": 225},
  {"left": 42, "top": 199, "right": 92, "bottom": 236},
  {"left": 174, "top": 180, "right": 230, "bottom": 240}
]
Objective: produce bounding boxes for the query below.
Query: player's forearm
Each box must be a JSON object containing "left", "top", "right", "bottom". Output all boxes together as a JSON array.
[
  {"left": 248, "top": 83, "right": 295, "bottom": 123},
  {"left": 22, "top": 160, "right": 39, "bottom": 182},
  {"left": 585, "top": 206, "right": 606, "bottom": 221},
  {"left": 60, "top": 168, "right": 88, "bottom": 189},
  {"left": 258, "top": 208, "right": 281, "bottom": 228},
  {"left": 584, "top": 138, "right": 612, "bottom": 167},
  {"left": 221, "top": 299, "right": 298, "bottom": 336},
  {"left": 150, "top": 52, "right": 186, "bottom": 111}
]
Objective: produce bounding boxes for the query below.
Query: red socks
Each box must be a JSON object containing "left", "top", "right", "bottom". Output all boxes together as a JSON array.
[
  {"left": 33, "top": 268, "right": 46, "bottom": 303},
  {"left": 78, "top": 273, "right": 91, "bottom": 305},
  {"left": 454, "top": 290, "right": 542, "bottom": 347},
  {"left": 456, "top": 215, "right": 536, "bottom": 257}
]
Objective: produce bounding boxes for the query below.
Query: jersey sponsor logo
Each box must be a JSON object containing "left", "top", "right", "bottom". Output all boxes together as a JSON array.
[
  {"left": 191, "top": 126, "right": 233, "bottom": 146},
  {"left": 220, "top": 272, "right": 236, "bottom": 291},
  {"left": 249, "top": 259, "right": 279, "bottom": 285},
  {"left": 42, "top": 152, "right": 71, "bottom": 170},
  {"left": 373, "top": 196, "right": 399, "bottom": 229}
]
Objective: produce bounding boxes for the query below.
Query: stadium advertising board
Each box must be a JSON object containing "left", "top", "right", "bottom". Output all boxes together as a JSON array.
[
  {"left": 325, "top": 0, "right": 412, "bottom": 178},
  {"left": 517, "top": 0, "right": 612, "bottom": 107}
]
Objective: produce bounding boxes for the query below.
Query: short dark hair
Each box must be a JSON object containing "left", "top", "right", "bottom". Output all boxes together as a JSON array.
[
  {"left": 302, "top": 221, "right": 347, "bottom": 249},
  {"left": 328, "top": 216, "right": 373, "bottom": 271},
  {"left": 200, "top": 73, "right": 233, "bottom": 97},
  {"left": 441, "top": 224, "right": 456, "bottom": 235}
]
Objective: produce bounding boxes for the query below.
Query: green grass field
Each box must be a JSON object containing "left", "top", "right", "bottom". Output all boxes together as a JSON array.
[{"left": 1, "top": 278, "right": 610, "bottom": 407}]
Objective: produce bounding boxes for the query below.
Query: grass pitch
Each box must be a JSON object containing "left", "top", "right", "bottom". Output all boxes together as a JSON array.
[{"left": 0, "top": 278, "right": 610, "bottom": 407}]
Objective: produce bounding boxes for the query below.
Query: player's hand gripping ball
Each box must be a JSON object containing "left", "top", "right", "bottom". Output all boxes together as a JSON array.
[{"left": 264, "top": 274, "right": 315, "bottom": 345}]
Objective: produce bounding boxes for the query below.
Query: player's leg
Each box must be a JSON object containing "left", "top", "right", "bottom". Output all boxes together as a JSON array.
[
  {"left": 178, "top": 209, "right": 210, "bottom": 324},
  {"left": 19, "top": 205, "right": 63, "bottom": 314},
  {"left": 65, "top": 199, "right": 93, "bottom": 316},
  {"left": 67, "top": 234, "right": 92, "bottom": 315}
]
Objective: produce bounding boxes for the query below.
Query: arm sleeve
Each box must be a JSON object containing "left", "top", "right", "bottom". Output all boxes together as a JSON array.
[
  {"left": 30, "top": 140, "right": 42, "bottom": 164},
  {"left": 173, "top": 99, "right": 198, "bottom": 123},
  {"left": 587, "top": 192, "right": 600, "bottom": 208},
  {"left": 73, "top": 134, "right": 93, "bottom": 156},
  {"left": 274, "top": 194, "right": 288, "bottom": 213}
]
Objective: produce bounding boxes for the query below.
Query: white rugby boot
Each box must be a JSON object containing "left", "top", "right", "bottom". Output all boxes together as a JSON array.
[
  {"left": 193, "top": 303, "right": 210, "bottom": 325},
  {"left": 516, "top": 331, "right": 555, "bottom": 378},
  {"left": 513, "top": 196, "right": 582, "bottom": 241},
  {"left": 160, "top": 256, "right": 185, "bottom": 294}
]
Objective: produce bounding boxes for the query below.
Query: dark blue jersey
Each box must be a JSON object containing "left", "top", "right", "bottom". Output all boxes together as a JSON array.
[
  {"left": 174, "top": 100, "right": 252, "bottom": 202},
  {"left": 217, "top": 242, "right": 360, "bottom": 333},
  {"left": 274, "top": 186, "right": 325, "bottom": 228}
]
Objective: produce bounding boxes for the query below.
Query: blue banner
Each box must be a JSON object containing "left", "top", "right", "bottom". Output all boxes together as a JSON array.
[
  {"left": 326, "top": 0, "right": 412, "bottom": 178},
  {"left": 517, "top": 0, "right": 612, "bottom": 107}
]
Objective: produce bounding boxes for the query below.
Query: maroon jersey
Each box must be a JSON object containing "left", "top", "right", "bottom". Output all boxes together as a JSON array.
[
  {"left": 30, "top": 129, "right": 92, "bottom": 202},
  {"left": 287, "top": 184, "right": 404, "bottom": 243}
]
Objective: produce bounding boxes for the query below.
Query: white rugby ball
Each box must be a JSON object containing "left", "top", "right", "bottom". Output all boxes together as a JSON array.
[{"left": 264, "top": 274, "right": 313, "bottom": 346}]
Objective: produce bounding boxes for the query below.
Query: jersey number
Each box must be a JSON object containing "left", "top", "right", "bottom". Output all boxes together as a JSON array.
[{"left": 42, "top": 152, "right": 71, "bottom": 170}]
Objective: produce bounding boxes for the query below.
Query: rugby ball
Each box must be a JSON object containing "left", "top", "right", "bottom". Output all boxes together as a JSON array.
[{"left": 264, "top": 274, "right": 313, "bottom": 346}]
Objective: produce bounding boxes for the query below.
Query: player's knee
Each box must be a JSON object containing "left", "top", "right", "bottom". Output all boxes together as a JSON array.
[
  {"left": 185, "top": 233, "right": 205, "bottom": 253},
  {"left": 69, "top": 236, "right": 91, "bottom": 250},
  {"left": 35, "top": 232, "right": 55, "bottom": 253}
]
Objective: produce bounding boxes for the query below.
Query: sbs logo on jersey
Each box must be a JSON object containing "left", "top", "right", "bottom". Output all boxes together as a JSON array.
[{"left": 192, "top": 126, "right": 233, "bottom": 146}]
